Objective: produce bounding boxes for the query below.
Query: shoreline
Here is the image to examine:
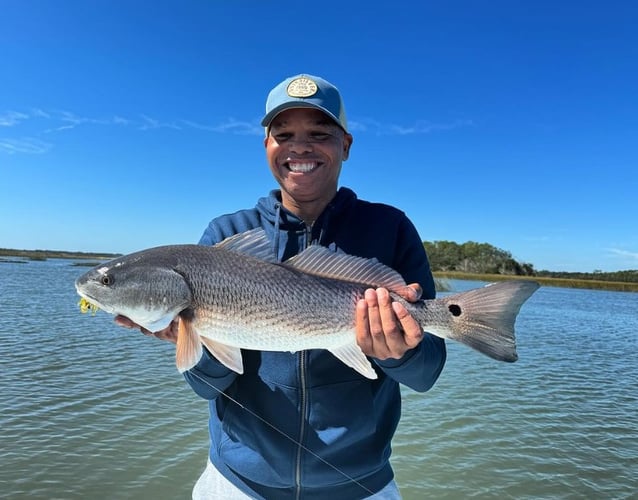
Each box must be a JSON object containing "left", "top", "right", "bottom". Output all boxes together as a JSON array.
[
  {"left": 434, "top": 271, "right": 638, "bottom": 293},
  {"left": 0, "top": 249, "right": 120, "bottom": 261},
  {"left": 1, "top": 249, "right": 635, "bottom": 293}
]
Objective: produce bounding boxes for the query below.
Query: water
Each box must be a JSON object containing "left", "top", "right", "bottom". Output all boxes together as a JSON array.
[{"left": 1, "top": 261, "right": 636, "bottom": 499}]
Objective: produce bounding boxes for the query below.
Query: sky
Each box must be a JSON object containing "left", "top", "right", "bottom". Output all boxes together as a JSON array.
[{"left": 1, "top": 1, "right": 636, "bottom": 273}]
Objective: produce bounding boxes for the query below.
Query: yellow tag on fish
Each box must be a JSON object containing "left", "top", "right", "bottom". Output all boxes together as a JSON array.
[{"left": 79, "top": 297, "right": 100, "bottom": 315}]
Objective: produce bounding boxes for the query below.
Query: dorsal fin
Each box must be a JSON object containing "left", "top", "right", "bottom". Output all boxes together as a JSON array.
[
  {"left": 217, "top": 228, "right": 408, "bottom": 293},
  {"left": 214, "top": 228, "right": 277, "bottom": 263},
  {"left": 284, "top": 245, "right": 407, "bottom": 293}
]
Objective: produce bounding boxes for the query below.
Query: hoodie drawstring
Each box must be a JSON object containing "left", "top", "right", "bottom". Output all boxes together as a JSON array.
[{"left": 273, "top": 203, "right": 282, "bottom": 261}]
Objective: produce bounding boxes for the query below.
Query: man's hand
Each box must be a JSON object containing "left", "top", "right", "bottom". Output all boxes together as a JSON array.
[
  {"left": 114, "top": 316, "right": 179, "bottom": 344},
  {"left": 355, "top": 283, "right": 423, "bottom": 360}
]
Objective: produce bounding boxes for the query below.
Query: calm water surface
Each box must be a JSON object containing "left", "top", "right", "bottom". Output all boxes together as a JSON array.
[{"left": 1, "top": 260, "right": 636, "bottom": 499}]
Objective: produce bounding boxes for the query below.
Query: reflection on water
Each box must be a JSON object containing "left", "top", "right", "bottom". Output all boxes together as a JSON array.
[{"left": 1, "top": 264, "right": 637, "bottom": 499}]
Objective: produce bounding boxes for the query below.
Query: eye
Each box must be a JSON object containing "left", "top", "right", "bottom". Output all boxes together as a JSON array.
[
  {"left": 274, "top": 132, "right": 292, "bottom": 142},
  {"left": 310, "top": 132, "right": 330, "bottom": 141},
  {"left": 100, "top": 274, "right": 113, "bottom": 286}
]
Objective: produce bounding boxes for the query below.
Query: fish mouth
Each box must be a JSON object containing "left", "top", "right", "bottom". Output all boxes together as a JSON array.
[
  {"left": 284, "top": 160, "right": 321, "bottom": 173},
  {"left": 75, "top": 278, "right": 115, "bottom": 314},
  {"left": 76, "top": 281, "right": 188, "bottom": 332},
  {"left": 75, "top": 288, "right": 112, "bottom": 314}
]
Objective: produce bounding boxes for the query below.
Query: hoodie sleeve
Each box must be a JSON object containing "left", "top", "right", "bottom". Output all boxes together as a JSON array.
[
  {"left": 183, "top": 347, "right": 239, "bottom": 400},
  {"left": 198, "top": 209, "right": 262, "bottom": 246},
  {"left": 374, "top": 215, "right": 447, "bottom": 392}
]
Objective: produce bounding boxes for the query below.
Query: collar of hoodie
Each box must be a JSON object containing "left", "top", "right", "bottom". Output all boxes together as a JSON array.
[{"left": 259, "top": 187, "right": 357, "bottom": 261}]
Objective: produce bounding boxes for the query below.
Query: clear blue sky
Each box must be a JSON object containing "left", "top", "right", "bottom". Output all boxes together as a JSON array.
[{"left": 1, "top": 1, "right": 636, "bottom": 272}]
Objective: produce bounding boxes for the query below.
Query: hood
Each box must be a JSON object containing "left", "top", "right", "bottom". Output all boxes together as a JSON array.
[{"left": 254, "top": 187, "right": 358, "bottom": 261}]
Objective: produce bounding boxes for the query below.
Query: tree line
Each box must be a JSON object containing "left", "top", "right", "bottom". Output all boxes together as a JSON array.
[
  {"left": 423, "top": 240, "right": 638, "bottom": 283},
  {"left": 2, "top": 243, "right": 636, "bottom": 284}
]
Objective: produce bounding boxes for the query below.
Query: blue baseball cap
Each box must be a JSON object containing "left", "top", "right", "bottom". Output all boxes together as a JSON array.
[{"left": 261, "top": 74, "right": 348, "bottom": 132}]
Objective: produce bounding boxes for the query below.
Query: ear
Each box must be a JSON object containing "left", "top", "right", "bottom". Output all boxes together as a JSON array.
[{"left": 342, "top": 133, "right": 353, "bottom": 161}]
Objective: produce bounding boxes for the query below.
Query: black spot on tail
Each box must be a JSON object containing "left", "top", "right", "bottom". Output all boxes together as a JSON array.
[{"left": 448, "top": 304, "right": 462, "bottom": 317}]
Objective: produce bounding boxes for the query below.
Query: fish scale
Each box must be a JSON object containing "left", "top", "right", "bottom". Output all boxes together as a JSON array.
[{"left": 188, "top": 250, "right": 362, "bottom": 349}]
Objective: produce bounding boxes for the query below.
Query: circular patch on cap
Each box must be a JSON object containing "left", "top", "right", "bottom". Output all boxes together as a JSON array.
[{"left": 287, "top": 77, "right": 318, "bottom": 98}]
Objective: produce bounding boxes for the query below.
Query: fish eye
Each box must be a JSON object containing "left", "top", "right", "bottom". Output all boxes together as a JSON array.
[{"left": 100, "top": 275, "right": 113, "bottom": 286}]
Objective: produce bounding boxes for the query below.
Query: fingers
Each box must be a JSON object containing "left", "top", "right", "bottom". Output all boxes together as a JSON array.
[
  {"left": 396, "top": 283, "right": 422, "bottom": 302},
  {"left": 374, "top": 288, "right": 404, "bottom": 354},
  {"left": 356, "top": 287, "right": 423, "bottom": 359},
  {"left": 391, "top": 301, "right": 424, "bottom": 349},
  {"left": 114, "top": 315, "right": 179, "bottom": 344},
  {"left": 115, "top": 315, "right": 152, "bottom": 336},
  {"left": 114, "top": 315, "right": 137, "bottom": 328},
  {"left": 355, "top": 297, "right": 372, "bottom": 354}
]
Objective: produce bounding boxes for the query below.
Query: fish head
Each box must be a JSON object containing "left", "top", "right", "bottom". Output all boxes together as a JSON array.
[{"left": 75, "top": 250, "right": 192, "bottom": 332}]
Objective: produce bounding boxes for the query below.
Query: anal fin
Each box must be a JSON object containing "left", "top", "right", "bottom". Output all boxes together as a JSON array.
[
  {"left": 328, "top": 343, "right": 378, "bottom": 379},
  {"left": 199, "top": 336, "right": 244, "bottom": 375}
]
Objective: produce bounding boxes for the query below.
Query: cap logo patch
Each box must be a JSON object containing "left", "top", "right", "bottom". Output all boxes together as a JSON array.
[{"left": 287, "top": 77, "right": 318, "bottom": 98}]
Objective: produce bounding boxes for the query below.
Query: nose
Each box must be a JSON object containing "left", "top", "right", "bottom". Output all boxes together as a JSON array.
[{"left": 288, "top": 138, "right": 313, "bottom": 154}]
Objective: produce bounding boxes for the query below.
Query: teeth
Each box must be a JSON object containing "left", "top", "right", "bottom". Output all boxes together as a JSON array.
[{"left": 288, "top": 162, "right": 317, "bottom": 173}]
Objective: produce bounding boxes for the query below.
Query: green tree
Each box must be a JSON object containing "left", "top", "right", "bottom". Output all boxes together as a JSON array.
[{"left": 423, "top": 240, "right": 536, "bottom": 276}]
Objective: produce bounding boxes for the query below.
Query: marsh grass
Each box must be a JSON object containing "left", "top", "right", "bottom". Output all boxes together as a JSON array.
[{"left": 434, "top": 272, "right": 638, "bottom": 293}]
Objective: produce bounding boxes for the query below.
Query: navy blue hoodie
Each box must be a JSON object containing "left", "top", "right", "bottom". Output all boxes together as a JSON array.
[{"left": 184, "top": 187, "right": 446, "bottom": 499}]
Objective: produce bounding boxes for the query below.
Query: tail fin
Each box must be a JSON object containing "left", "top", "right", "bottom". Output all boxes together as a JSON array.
[{"left": 441, "top": 280, "right": 539, "bottom": 362}]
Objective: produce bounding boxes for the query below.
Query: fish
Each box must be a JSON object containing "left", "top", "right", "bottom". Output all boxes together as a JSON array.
[{"left": 75, "top": 228, "right": 539, "bottom": 379}]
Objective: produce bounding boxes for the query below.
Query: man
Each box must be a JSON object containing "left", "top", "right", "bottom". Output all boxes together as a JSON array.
[{"left": 119, "top": 74, "right": 446, "bottom": 499}]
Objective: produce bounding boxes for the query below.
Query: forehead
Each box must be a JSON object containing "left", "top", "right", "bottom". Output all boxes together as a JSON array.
[{"left": 269, "top": 108, "right": 339, "bottom": 129}]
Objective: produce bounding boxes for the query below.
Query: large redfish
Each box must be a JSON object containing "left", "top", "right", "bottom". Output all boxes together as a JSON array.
[{"left": 75, "top": 229, "right": 539, "bottom": 378}]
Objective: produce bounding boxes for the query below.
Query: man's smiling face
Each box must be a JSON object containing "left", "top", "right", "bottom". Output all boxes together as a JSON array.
[{"left": 264, "top": 108, "right": 352, "bottom": 218}]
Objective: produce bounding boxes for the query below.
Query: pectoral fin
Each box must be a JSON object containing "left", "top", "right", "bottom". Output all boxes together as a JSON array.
[
  {"left": 176, "top": 317, "right": 203, "bottom": 373},
  {"left": 199, "top": 336, "right": 244, "bottom": 375},
  {"left": 328, "top": 343, "right": 378, "bottom": 380}
]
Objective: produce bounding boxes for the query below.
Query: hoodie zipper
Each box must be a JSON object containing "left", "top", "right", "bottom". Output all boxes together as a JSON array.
[
  {"left": 294, "top": 350, "right": 308, "bottom": 500},
  {"left": 305, "top": 223, "right": 314, "bottom": 246},
  {"left": 294, "top": 225, "right": 314, "bottom": 499}
]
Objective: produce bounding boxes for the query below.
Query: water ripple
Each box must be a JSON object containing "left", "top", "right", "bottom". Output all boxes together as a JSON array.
[{"left": 2, "top": 267, "right": 637, "bottom": 499}]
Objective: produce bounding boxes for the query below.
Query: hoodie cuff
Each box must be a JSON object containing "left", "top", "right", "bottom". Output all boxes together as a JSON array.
[
  {"left": 192, "top": 346, "right": 234, "bottom": 377},
  {"left": 374, "top": 346, "right": 419, "bottom": 370}
]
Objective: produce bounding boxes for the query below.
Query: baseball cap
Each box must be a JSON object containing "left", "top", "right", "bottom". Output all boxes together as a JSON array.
[{"left": 261, "top": 74, "right": 348, "bottom": 132}]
